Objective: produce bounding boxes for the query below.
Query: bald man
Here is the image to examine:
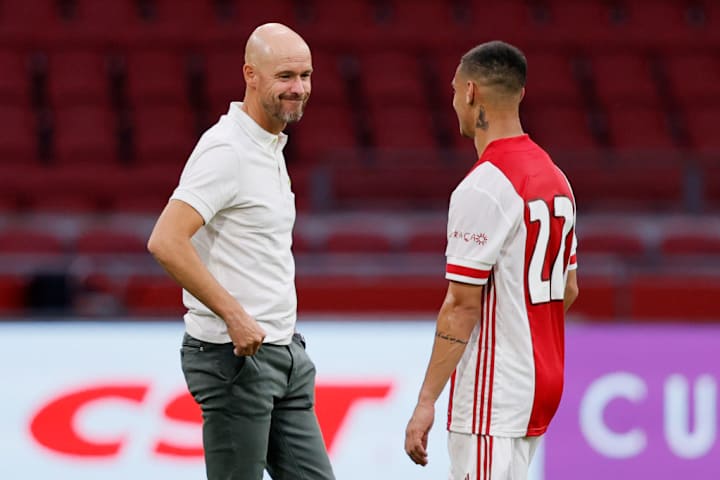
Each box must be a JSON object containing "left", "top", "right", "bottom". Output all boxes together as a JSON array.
[
  {"left": 404, "top": 41, "right": 578, "bottom": 480},
  {"left": 148, "top": 23, "right": 335, "bottom": 480}
]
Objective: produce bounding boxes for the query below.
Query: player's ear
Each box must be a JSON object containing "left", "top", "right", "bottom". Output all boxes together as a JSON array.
[
  {"left": 465, "top": 80, "right": 475, "bottom": 106},
  {"left": 519, "top": 86, "right": 526, "bottom": 102}
]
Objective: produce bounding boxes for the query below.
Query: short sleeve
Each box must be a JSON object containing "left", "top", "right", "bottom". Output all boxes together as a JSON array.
[
  {"left": 446, "top": 187, "right": 516, "bottom": 286},
  {"left": 170, "top": 145, "right": 239, "bottom": 223}
]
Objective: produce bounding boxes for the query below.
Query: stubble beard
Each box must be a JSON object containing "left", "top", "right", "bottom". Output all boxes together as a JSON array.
[{"left": 263, "top": 95, "right": 309, "bottom": 124}]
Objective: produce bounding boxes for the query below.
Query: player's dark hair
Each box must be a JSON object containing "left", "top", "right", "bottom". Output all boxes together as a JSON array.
[{"left": 459, "top": 41, "right": 527, "bottom": 94}]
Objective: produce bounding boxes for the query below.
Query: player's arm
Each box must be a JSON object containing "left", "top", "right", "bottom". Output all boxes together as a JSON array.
[
  {"left": 405, "top": 280, "right": 483, "bottom": 466},
  {"left": 147, "top": 199, "right": 265, "bottom": 355},
  {"left": 564, "top": 269, "right": 578, "bottom": 312}
]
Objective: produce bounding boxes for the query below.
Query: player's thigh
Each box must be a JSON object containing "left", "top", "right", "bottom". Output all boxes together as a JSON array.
[{"left": 447, "top": 432, "right": 541, "bottom": 480}]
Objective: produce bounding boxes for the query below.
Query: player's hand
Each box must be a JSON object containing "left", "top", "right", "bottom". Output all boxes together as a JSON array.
[
  {"left": 405, "top": 402, "right": 434, "bottom": 466},
  {"left": 226, "top": 311, "right": 266, "bottom": 356}
]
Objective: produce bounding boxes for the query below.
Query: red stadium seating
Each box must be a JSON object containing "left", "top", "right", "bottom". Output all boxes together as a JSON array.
[
  {"left": 203, "top": 48, "right": 245, "bottom": 117},
  {"left": 301, "top": 0, "right": 379, "bottom": 48},
  {"left": 0, "top": 229, "right": 64, "bottom": 254},
  {"left": 579, "top": 231, "right": 647, "bottom": 259},
  {"left": 0, "top": 49, "right": 30, "bottom": 105},
  {"left": 359, "top": 51, "right": 426, "bottom": 107},
  {"left": 383, "top": 0, "right": 460, "bottom": 48},
  {"left": 47, "top": 50, "right": 111, "bottom": 107},
  {"left": 325, "top": 230, "right": 394, "bottom": 253},
  {"left": 566, "top": 162, "right": 684, "bottom": 212},
  {"left": 590, "top": 53, "right": 661, "bottom": 108},
  {"left": 629, "top": 274, "right": 720, "bottom": 321},
  {"left": 604, "top": 104, "right": 676, "bottom": 150},
  {"left": 524, "top": 52, "right": 583, "bottom": 107},
  {"left": 406, "top": 231, "right": 447, "bottom": 253},
  {"left": 368, "top": 105, "right": 437, "bottom": 149},
  {"left": 290, "top": 104, "right": 357, "bottom": 161},
  {"left": 124, "top": 50, "right": 189, "bottom": 105},
  {"left": 0, "top": 105, "right": 36, "bottom": 164},
  {"left": 132, "top": 104, "right": 197, "bottom": 165},
  {"left": 124, "top": 275, "right": 184, "bottom": 315},
  {"left": 660, "top": 231, "right": 720, "bottom": 256},
  {"left": 684, "top": 105, "right": 720, "bottom": 153},
  {"left": 0, "top": 275, "right": 27, "bottom": 313},
  {"left": 664, "top": 54, "right": 720, "bottom": 108},
  {"left": 75, "top": 228, "right": 147, "bottom": 254},
  {"left": 306, "top": 51, "right": 346, "bottom": 107},
  {"left": 53, "top": 104, "right": 117, "bottom": 164},
  {"left": 543, "top": 0, "right": 618, "bottom": 47},
  {"left": 523, "top": 105, "right": 598, "bottom": 151}
]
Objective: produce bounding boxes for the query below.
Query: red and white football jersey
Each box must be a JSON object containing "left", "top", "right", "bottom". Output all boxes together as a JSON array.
[{"left": 445, "top": 134, "right": 577, "bottom": 438}]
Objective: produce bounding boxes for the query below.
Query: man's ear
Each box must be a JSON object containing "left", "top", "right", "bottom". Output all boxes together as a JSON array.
[
  {"left": 243, "top": 63, "right": 255, "bottom": 86},
  {"left": 465, "top": 80, "right": 475, "bottom": 106},
  {"left": 519, "top": 86, "right": 526, "bottom": 102}
]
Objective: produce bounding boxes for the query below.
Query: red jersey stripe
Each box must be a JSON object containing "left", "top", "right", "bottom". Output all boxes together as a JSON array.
[{"left": 447, "top": 264, "right": 491, "bottom": 279}]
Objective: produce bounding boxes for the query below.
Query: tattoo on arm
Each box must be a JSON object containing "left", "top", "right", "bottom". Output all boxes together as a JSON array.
[
  {"left": 435, "top": 330, "right": 469, "bottom": 345},
  {"left": 476, "top": 107, "right": 489, "bottom": 131}
]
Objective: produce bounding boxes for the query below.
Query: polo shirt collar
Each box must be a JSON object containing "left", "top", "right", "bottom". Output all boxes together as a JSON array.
[{"left": 227, "top": 102, "right": 288, "bottom": 151}]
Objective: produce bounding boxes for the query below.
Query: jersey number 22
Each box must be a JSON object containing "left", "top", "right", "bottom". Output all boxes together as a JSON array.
[{"left": 527, "top": 196, "right": 574, "bottom": 304}]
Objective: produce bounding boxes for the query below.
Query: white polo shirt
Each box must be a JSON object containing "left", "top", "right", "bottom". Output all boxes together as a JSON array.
[{"left": 170, "top": 102, "right": 296, "bottom": 345}]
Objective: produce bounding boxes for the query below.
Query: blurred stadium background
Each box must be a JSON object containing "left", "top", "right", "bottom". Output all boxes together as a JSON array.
[{"left": 1, "top": 0, "right": 719, "bottom": 479}]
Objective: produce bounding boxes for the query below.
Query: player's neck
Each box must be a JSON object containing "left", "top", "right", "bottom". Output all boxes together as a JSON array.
[{"left": 473, "top": 115, "right": 524, "bottom": 158}]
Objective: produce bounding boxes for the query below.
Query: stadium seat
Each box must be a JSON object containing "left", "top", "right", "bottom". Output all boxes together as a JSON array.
[
  {"left": 359, "top": 51, "right": 426, "bottom": 107},
  {"left": 466, "top": 0, "right": 534, "bottom": 45},
  {"left": 301, "top": 0, "right": 379, "bottom": 48},
  {"left": 0, "top": 49, "right": 30, "bottom": 105},
  {"left": 53, "top": 104, "right": 118, "bottom": 164},
  {"left": 665, "top": 54, "right": 720, "bottom": 108},
  {"left": 0, "top": 228, "right": 64, "bottom": 254},
  {"left": 47, "top": 50, "right": 111, "bottom": 107},
  {"left": 523, "top": 105, "right": 598, "bottom": 151},
  {"left": 70, "top": 0, "right": 145, "bottom": 44},
  {"left": 28, "top": 191, "right": 102, "bottom": 214},
  {"left": 660, "top": 231, "right": 720, "bottom": 256},
  {"left": 405, "top": 230, "right": 447, "bottom": 253},
  {"left": 150, "top": 0, "right": 219, "bottom": 32},
  {"left": 0, "top": 105, "right": 36, "bottom": 164},
  {"left": 306, "top": 51, "right": 347, "bottom": 107},
  {"left": 629, "top": 274, "right": 720, "bottom": 321},
  {"left": 578, "top": 231, "right": 647, "bottom": 259},
  {"left": 290, "top": 104, "right": 357, "bottom": 161},
  {"left": 124, "top": 50, "right": 189, "bottom": 105},
  {"left": 324, "top": 230, "right": 394, "bottom": 253},
  {"left": 75, "top": 228, "right": 148, "bottom": 254},
  {"left": 131, "top": 104, "right": 197, "bottom": 165},
  {"left": 383, "top": 0, "right": 460, "bottom": 48},
  {"left": 124, "top": 275, "right": 184, "bottom": 315},
  {"left": 604, "top": 104, "right": 676, "bottom": 150},
  {"left": 0, "top": 0, "right": 61, "bottom": 43},
  {"left": 590, "top": 53, "right": 661, "bottom": 108},
  {"left": 543, "top": 0, "right": 618, "bottom": 47},
  {"left": 524, "top": 52, "right": 583, "bottom": 107},
  {"left": 566, "top": 162, "right": 684, "bottom": 212},
  {"left": 684, "top": 105, "right": 720, "bottom": 152},
  {"left": 569, "top": 274, "right": 619, "bottom": 320},
  {"left": 0, "top": 275, "right": 26, "bottom": 313},
  {"left": 368, "top": 105, "right": 437, "bottom": 149},
  {"left": 203, "top": 48, "right": 245, "bottom": 117},
  {"left": 623, "top": 0, "right": 698, "bottom": 47}
]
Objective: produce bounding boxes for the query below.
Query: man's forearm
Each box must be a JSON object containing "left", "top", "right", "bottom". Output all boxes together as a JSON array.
[{"left": 417, "top": 302, "right": 479, "bottom": 406}]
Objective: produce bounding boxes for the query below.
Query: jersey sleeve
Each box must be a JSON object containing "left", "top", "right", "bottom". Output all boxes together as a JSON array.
[
  {"left": 170, "top": 145, "right": 239, "bottom": 224},
  {"left": 446, "top": 186, "right": 516, "bottom": 286}
]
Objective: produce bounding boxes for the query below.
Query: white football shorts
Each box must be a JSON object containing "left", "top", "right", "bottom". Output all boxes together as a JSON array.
[{"left": 447, "top": 431, "right": 541, "bottom": 480}]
